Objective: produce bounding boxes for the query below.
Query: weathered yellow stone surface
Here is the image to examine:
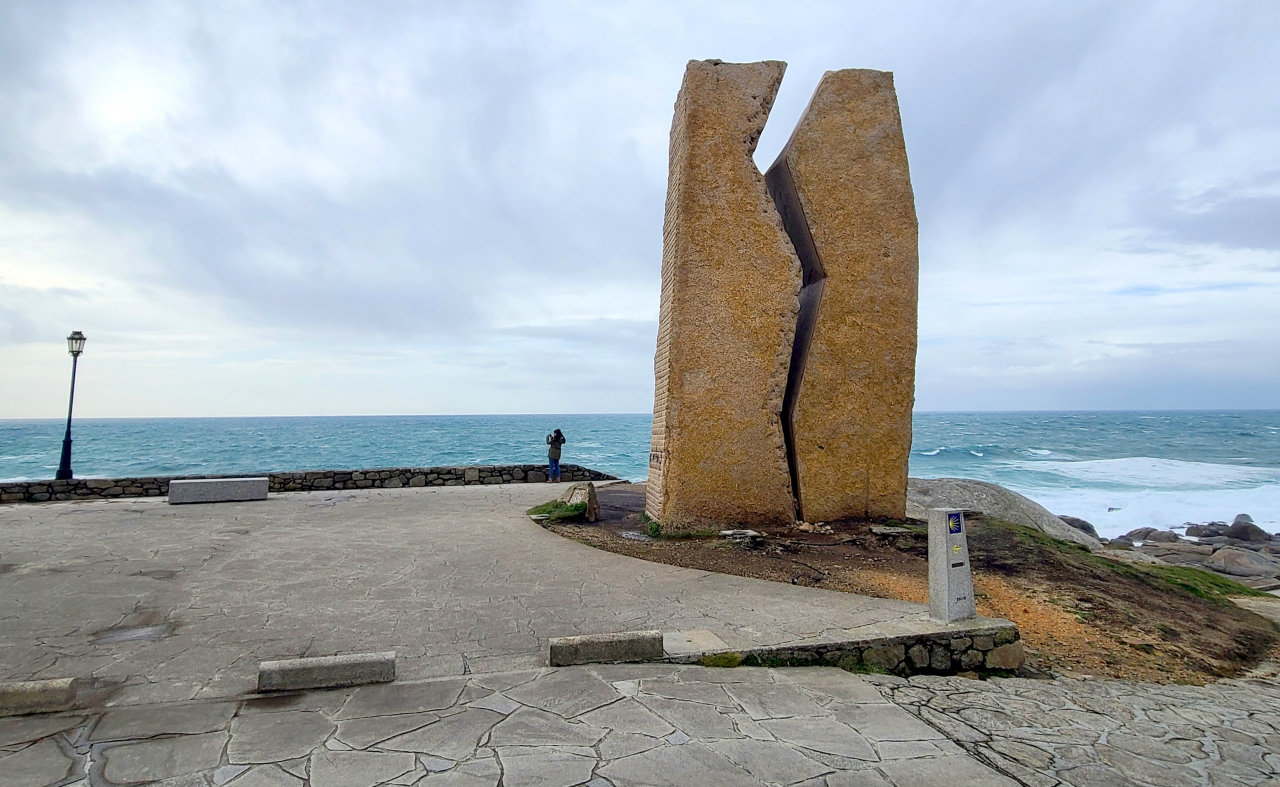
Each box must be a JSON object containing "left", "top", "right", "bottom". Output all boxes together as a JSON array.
[
  {"left": 646, "top": 59, "right": 801, "bottom": 531},
  {"left": 766, "top": 69, "right": 919, "bottom": 521}
]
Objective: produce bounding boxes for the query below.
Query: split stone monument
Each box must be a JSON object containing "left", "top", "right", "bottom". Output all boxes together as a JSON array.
[{"left": 647, "top": 60, "right": 919, "bottom": 532}]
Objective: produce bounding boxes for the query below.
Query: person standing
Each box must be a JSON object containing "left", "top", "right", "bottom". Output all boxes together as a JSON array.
[{"left": 546, "top": 428, "right": 566, "bottom": 482}]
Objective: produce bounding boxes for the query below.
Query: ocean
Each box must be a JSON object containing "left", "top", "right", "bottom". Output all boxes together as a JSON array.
[{"left": 2, "top": 411, "right": 1277, "bottom": 539}]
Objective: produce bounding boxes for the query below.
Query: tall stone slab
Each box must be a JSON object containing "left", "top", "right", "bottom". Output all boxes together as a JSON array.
[
  {"left": 647, "top": 60, "right": 802, "bottom": 531},
  {"left": 765, "top": 69, "right": 919, "bottom": 521}
]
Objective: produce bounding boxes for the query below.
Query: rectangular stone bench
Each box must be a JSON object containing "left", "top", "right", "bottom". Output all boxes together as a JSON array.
[{"left": 169, "top": 477, "right": 269, "bottom": 505}]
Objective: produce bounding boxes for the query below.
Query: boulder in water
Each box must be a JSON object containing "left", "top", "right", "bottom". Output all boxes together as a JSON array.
[
  {"left": 1226, "top": 515, "right": 1269, "bottom": 543},
  {"left": 907, "top": 478, "right": 1100, "bottom": 549},
  {"left": 1057, "top": 516, "right": 1099, "bottom": 539},
  {"left": 1146, "top": 530, "right": 1181, "bottom": 543}
]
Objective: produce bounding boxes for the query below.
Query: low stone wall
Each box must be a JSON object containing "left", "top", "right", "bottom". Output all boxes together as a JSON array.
[
  {"left": 697, "top": 623, "right": 1025, "bottom": 678},
  {"left": 1, "top": 464, "right": 616, "bottom": 504}
]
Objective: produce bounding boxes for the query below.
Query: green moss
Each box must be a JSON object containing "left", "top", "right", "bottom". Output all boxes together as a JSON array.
[
  {"left": 526, "top": 501, "right": 587, "bottom": 522},
  {"left": 974, "top": 515, "right": 1270, "bottom": 606},
  {"left": 1142, "top": 565, "right": 1271, "bottom": 603},
  {"left": 700, "top": 652, "right": 743, "bottom": 668}
]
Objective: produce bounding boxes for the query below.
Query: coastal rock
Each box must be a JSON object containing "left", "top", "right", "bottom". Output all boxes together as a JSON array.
[
  {"left": 1124, "top": 527, "right": 1158, "bottom": 541},
  {"left": 1185, "top": 523, "right": 1227, "bottom": 537},
  {"left": 645, "top": 59, "right": 801, "bottom": 532},
  {"left": 1141, "top": 542, "right": 1212, "bottom": 556},
  {"left": 1145, "top": 530, "right": 1181, "bottom": 543},
  {"left": 1100, "top": 548, "right": 1167, "bottom": 566},
  {"left": 1226, "top": 516, "right": 1269, "bottom": 543},
  {"left": 1207, "top": 547, "right": 1280, "bottom": 578},
  {"left": 906, "top": 478, "right": 1101, "bottom": 549},
  {"left": 765, "top": 68, "right": 918, "bottom": 522},
  {"left": 1058, "top": 516, "right": 1099, "bottom": 539}
]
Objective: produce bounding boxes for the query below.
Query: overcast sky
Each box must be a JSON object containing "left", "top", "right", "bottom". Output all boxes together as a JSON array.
[{"left": 2, "top": 0, "right": 1277, "bottom": 418}]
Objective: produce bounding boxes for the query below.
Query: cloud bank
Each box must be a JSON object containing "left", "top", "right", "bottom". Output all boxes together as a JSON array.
[{"left": 1, "top": 0, "right": 1277, "bottom": 417}]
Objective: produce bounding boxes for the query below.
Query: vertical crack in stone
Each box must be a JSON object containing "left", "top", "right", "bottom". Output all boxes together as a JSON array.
[{"left": 765, "top": 157, "right": 826, "bottom": 522}]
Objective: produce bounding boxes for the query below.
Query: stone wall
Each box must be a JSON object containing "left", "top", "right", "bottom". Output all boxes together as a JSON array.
[
  {"left": 0, "top": 465, "right": 616, "bottom": 504},
  {"left": 729, "top": 624, "right": 1025, "bottom": 678}
]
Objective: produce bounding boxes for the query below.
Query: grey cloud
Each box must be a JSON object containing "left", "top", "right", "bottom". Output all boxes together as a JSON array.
[
  {"left": 1142, "top": 192, "right": 1280, "bottom": 251},
  {"left": 1, "top": 0, "right": 1277, "bottom": 416}
]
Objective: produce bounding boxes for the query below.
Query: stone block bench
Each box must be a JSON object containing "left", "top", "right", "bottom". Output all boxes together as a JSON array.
[{"left": 169, "top": 477, "right": 270, "bottom": 504}]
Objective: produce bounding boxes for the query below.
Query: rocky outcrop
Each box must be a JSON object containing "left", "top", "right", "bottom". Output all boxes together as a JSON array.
[
  {"left": 1207, "top": 547, "right": 1280, "bottom": 578},
  {"left": 1226, "top": 514, "right": 1270, "bottom": 543},
  {"left": 1058, "top": 516, "right": 1099, "bottom": 539},
  {"left": 907, "top": 478, "right": 1101, "bottom": 549}
]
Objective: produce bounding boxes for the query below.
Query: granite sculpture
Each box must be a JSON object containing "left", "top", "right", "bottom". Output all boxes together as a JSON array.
[{"left": 647, "top": 59, "right": 919, "bottom": 531}]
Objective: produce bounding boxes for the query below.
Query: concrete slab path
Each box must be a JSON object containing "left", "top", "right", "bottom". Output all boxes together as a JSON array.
[{"left": 1, "top": 485, "right": 994, "bottom": 706}]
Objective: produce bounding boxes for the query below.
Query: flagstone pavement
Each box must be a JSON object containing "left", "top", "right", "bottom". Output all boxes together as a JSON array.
[{"left": 6, "top": 663, "right": 1280, "bottom": 787}]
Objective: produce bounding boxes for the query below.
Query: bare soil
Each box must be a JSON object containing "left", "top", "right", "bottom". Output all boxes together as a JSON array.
[{"left": 547, "top": 483, "right": 1280, "bottom": 684}]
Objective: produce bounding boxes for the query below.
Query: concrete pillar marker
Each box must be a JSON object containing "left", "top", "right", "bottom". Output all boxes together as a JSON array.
[{"left": 929, "top": 508, "right": 977, "bottom": 623}]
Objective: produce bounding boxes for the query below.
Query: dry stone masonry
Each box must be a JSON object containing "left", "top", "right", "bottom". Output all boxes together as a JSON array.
[
  {"left": 648, "top": 59, "right": 919, "bottom": 531},
  {"left": 0, "top": 464, "right": 615, "bottom": 504}
]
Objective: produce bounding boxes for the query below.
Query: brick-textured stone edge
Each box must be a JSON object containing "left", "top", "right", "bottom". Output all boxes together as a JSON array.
[
  {"left": 677, "top": 623, "right": 1024, "bottom": 678},
  {"left": 1, "top": 464, "right": 617, "bottom": 504}
]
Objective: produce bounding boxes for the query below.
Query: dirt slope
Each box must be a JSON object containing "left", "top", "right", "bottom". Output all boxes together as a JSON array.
[{"left": 547, "top": 483, "right": 1278, "bottom": 684}]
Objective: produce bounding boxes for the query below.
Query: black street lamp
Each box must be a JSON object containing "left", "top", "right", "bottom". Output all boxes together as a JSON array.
[{"left": 55, "top": 331, "right": 87, "bottom": 481}]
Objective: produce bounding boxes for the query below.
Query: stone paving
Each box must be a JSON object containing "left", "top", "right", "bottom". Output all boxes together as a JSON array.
[
  {"left": 1, "top": 664, "right": 1023, "bottom": 787},
  {"left": 865, "top": 671, "right": 1280, "bottom": 787},
  {"left": 0, "top": 484, "right": 999, "bottom": 707},
  {"left": 8, "top": 663, "right": 1280, "bottom": 786}
]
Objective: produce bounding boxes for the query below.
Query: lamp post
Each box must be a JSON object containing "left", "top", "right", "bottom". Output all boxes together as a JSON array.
[{"left": 55, "top": 331, "right": 87, "bottom": 481}]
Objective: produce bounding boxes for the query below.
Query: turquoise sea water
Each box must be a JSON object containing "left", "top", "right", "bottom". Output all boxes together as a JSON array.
[{"left": 2, "top": 411, "right": 1277, "bottom": 538}]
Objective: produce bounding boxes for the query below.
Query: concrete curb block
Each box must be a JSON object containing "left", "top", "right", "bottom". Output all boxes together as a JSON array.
[
  {"left": 258, "top": 652, "right": 396, "bottom": 692},
  {"left": 549, "top": 631, "right": 663, "bottom": 666},
  {"left": 0, "top": 678, "right": 77, "bottom": 717}
]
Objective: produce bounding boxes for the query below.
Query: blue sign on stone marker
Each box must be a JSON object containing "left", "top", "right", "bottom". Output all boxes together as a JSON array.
[{"left": 948, "top": 512, "right": 963, "bottom": 534}]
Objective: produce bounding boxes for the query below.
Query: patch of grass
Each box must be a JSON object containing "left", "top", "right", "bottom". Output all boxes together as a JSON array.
[
  {"left": 1142, "top": 565, "right": 1271, "bottom": 603},
  {"left": 639, "top": 513, "right": 662, "bottom": 538},
  {"left": 526, "top": 501, "right": 587, "bottom": 522},
  {"left": 637, "top": 513, "right": 719, "bottom": 540},
  {"left": 978, "top": 515, "right": 1269, "bottom": 605},
  {"left": 700, "top": 652, "right": 743, "bottom": 668}
]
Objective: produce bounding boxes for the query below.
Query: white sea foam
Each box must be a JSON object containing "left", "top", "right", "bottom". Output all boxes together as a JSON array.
[
  {"left": 1004, "top": 457, "right": 1280, "bottom": 490},
  {"left": 920, "top": 448, "right": 942, "bottom": 456},
  {"left": 1011, "top": 484, "right": 1280, "bottom": 539}
]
